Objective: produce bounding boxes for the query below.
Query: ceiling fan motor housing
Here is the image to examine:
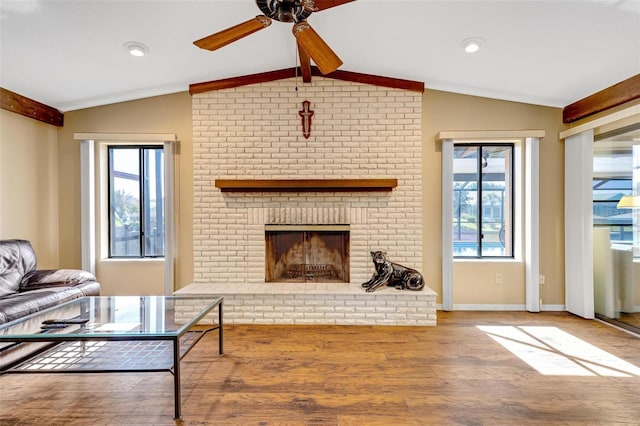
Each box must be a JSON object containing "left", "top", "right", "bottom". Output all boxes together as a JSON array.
[
  {"left": 256, "top": 0, "right": 313, "bottom": 23},
  {"left": 194, "top": 0, "right": 349, "bottom": 75}
]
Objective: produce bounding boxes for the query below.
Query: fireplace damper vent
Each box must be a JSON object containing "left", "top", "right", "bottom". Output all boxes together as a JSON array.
[{"left": 265, "top": 225, "right": 349, "bottom": 283}]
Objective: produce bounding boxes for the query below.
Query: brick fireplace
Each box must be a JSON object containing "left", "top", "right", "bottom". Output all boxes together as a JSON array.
[{"left": 176, "top": 74, "right": 436, "bottom": 326}]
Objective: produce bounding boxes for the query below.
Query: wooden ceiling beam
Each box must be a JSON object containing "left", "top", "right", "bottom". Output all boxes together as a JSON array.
[
  {"left": 190, "top": 67, "right": 424, "bottom": 94},
  {"left": 0, "top": 87, "right": 64, "bottom": 127},
  {"left": 190, "top": 69, "right": 298, "bottom": 94},
  {"left": 311, "top": 68, "right": 424, "bottom": 93},
  {"left": 563, "top": 74, "right": 640, "bottom": 123}
]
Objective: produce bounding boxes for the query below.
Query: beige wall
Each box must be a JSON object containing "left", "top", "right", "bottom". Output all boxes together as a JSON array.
[
  {"left": 2, "top": 87, "right": 567, "bottom": 306},
  {"left": 0, "top": 110, "right": 60, "bottom": 268},
  {"left": 422, "top": 90, "right": 566, "bottom": 306}
]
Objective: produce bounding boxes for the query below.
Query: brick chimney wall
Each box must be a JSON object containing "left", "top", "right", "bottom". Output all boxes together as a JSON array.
[{"left": 192, "top": 77, "right": 422, "bottom": 286}]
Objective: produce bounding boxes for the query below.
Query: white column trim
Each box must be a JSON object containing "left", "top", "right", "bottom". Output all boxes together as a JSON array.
[
  {"left": 441, "top": 139, "right": 454, "bottom": 311},
  {"left": 164, "top": 141, "right": 177, "bottom": 295},
  {"left": 525, "top": 137, "right": 540, "bottom": 312},
  {"left": 564, "top": 130, "right": 595, "bottom": 319},
  {"left": 80, "top": 140, "right": 95, "bottom": 275}
]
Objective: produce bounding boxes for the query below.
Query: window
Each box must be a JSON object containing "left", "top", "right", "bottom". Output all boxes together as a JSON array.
[
  {"left": 108, "top": 146, "right": 164, "bottom": 257},
  {"left": 453, "top": 143, "right": 514, "bottom": 257},
  {"left": 592, "top": 178, "right": 632, "bottom": 244}
]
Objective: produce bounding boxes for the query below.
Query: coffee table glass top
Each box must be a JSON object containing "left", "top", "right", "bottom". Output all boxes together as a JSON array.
[{"left": 0, "top": 296, "right": 222, "bottom": 340}]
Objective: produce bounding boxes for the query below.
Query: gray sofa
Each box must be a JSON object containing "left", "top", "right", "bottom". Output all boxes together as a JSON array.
[{"left": 0, "top": 239, "right": 100, "bottom": 325}]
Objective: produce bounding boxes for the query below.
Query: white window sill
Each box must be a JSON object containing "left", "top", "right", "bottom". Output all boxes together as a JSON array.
[
  {"left": 100, "top": 258, "right": 165, "bottom": 263},
  {"left": 454, "top": 258, "right": 523, "bottom": 263}
]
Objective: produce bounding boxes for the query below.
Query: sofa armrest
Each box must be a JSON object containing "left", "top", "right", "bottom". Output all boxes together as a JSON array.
[{"left": 20, "top": 269, "right": 97, "bottom": 291}]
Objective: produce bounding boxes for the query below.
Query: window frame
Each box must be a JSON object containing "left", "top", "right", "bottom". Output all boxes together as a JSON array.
[
  {"left": 453, "top": 142, "right": 515, "bottom": 259},
  {"left": 107, "top": 144, "right": 165, "bottom": 259},
  {"left": 592, "top": 177, "right": 633, "bottom": 244}
]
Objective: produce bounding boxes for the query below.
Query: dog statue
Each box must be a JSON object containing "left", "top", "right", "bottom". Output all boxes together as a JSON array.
[{"left": 361, "top": 251, "right": 425, "bottom": 292}]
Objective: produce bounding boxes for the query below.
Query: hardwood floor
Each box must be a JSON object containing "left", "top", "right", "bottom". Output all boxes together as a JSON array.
[
  {"left": 618, "top": 312, "right": 640, "bottom": 330},
  {"left": 1, "top": 311, "right": 639, "bottom": 425}
]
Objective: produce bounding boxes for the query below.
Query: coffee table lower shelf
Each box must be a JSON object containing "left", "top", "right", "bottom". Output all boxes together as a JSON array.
[{"left": 2, "top": 326, "right": 222, "bottom": 419}]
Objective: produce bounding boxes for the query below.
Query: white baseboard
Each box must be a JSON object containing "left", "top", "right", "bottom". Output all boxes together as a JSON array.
[
  {"left": 437, "top": 304, "right": 526, "bottom": 311},
  {"left": 541, "top": 304, "right": 566, "bottom": 311},
  {"left": 436, "top": 303, "right": 566, "bottom": 312}
]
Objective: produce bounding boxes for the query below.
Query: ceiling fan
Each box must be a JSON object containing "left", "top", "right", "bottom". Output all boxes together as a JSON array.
[{"left": 193, "top": 0, "right": 355, "bottom": 76}]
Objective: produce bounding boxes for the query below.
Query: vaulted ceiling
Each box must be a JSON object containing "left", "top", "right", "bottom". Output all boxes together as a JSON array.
[{"left": 1, "top": 0, "right": 638, "bottom": 112}]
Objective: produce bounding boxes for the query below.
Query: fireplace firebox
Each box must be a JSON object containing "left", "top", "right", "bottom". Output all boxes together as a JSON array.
[{"left": 265, "top": 225, "right": 349, "bottom": 283}]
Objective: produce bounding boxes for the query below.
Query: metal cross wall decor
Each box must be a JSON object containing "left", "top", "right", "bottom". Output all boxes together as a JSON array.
[{"left": 298, "top": 100, "right": 314, "bottom": 139}]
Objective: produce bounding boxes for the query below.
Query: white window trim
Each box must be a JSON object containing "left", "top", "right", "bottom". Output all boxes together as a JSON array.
[
  {"left": 525, "top": 137, "right": 540, "bottom": 312},
  {"left": 441, "top": 139, "right": 454, "bottom": 311},
  {"left": 80, "top": 141, "right": 95, "bottom": 275},
  {"left": 439, "top": 130, "right": 544, "bottom": 312},
  {"left": 76, "top": 133, "right": 178, "bottom": 295}
]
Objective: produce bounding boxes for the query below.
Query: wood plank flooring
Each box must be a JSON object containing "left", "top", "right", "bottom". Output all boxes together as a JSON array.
[
  {"left": 618, "top": 312, "right": 640, "bottom": 329},
  {"left": 1, "top": 311, "right": 639, "bottom": 425}
]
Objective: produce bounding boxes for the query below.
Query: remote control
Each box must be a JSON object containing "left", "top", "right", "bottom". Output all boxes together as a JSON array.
[
  {"left": 42, "top": 318, "right": 89, "bottom": 325},
  {"left": 41, "top": 323, "right": 70, "bottom": 329}
]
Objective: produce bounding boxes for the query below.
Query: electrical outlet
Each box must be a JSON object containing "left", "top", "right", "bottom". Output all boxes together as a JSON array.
[
  {"left": 539, "top": 275, "right": 546, "bottom": 285},
  {"left": 495, "top": 274, "right": 503, "bottom": 284}
]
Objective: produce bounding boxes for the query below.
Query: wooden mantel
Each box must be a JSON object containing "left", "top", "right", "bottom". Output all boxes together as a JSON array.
[{"left": 215, "top": 179, "right": 398, "bottom": 192}]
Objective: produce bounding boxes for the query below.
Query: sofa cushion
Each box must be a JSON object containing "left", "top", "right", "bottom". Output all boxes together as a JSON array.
[
  {"left": 0, "top": 240, "right": 37, "bottom": 297},
  {"left": 0, "top": 286, "right": 93, "bottom": 325},
  {"left": 21, "top": 269, "right": 97, "bottom": 291}
]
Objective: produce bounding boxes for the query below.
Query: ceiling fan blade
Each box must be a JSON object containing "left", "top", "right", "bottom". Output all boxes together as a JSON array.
[
  {"left": 292, "top": 21, "right": 342, "bottom": 75},
  {"left": 298, "top": 42, "right": 312, "bottom": 82},
  {"left": 303, "top": 0, "right": 356, "bottom": 12},
  {"left": 194, "top": 16, "right": 272, "bottom": 51}
]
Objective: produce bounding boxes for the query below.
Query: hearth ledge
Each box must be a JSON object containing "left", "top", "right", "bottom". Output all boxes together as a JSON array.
[{"left": 175, "top": 282, "right": 437, "bottom": 326}]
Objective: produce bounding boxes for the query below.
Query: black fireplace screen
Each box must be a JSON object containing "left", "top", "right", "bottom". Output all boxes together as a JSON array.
[{"left": 265, "top": 229, "right": 350, "bottom": 283}]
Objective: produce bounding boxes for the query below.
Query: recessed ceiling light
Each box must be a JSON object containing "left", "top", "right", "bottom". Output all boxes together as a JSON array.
[
  {"left": 123, "top": 41, "right": 149, "bottom": 57},
  {"left": 461, "top": 37, "right": 485, "bottom": 54}
]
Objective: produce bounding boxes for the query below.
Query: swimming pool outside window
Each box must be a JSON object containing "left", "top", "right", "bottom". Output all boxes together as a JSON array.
[{"left": 453, "top": 143, "right": 514, "bottom": 258}]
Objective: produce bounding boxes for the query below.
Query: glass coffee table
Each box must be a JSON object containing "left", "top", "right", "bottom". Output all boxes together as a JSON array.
[{"left": 0, "top": 295, "right": 223, "bottom": 419}]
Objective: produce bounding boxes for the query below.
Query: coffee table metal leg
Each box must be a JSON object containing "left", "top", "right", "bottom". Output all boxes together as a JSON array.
[
  {"left": 219, "top": 301, "right": 224, "bottom": 355},
  {"left": 173, "top": 337, "right": 181, "bottom": 420}
]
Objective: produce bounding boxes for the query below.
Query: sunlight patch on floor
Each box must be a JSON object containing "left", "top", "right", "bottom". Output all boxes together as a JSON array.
[{"left": 477, "top": 325, "right": 640, "bottom": 377}]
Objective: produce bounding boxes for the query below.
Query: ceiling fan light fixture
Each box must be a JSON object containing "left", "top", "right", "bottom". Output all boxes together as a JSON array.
[
  {"left": 124, "top": 41, "right": 149, "bottom": 57},
  {"left": 277, "top": 9, "right": 296, "bottom": 22},
  {"left": 257, "top": 0, "right": 310, "bottom": 22},
  {"left": 461, "top": 37, "right": 484, "bottom": 54}
]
